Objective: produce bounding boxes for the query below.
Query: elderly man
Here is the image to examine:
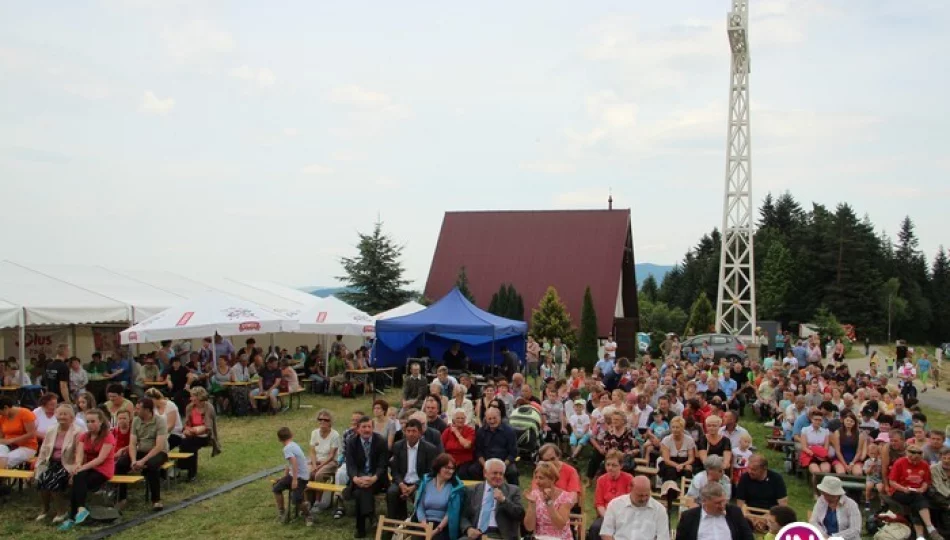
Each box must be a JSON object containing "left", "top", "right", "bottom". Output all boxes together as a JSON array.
[
  {"left": 459, "top": 458, "right": 524, "bottom": 540},
  {"left": 676, "top": 482, "right": 753, "bottom": 540},
  {"left": 509, "top": 373, "right": 525, "bottom": 400},
  {"left": 474, "top": 408, "right": 518, "bottom": 486},
  {"left": 735, "top": 454, "right": 788, "bottom": 532},
  {"left": 344, "top": 415, "right": 389, "bottom": 539},
  {"left": 402, "top": 361, "right": 429, "bottom": 411},
  {"left": 600, "top": 475, "right": 670, "bottom": 540},
  {"left": 386, "top": 418, "right": 438, "bottom": 521},
  {"left": 686, "top": 455, "right": 732, "bottom": 507}
]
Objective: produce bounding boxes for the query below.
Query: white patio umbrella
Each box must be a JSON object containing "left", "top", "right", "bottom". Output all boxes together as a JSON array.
[
  {"left": 373, "top": 301, "right": 425, "bottom": 321},
  {"left": 120, "top": 293, "right": 299, "bottom": 344},
  {"left": 289, "top": 296, "right": 375, "bottom": 337}
]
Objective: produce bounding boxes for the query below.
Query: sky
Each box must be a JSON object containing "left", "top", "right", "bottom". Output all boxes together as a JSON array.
[{"left": 1, "top": 0, "right": 947, "bottom": 290}]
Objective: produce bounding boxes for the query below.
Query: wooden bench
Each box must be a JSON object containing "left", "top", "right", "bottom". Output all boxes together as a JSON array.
[
  {"left": 253, "top": 389, "right": 306, "bottom": 410},
  {"left": 636, "top": 466, "right": 659, "bottom": 477},
  {"left": 569, "top": 513, "right": 586, "bottom": 540},
  {"left": 108, "top": 475, "right": 146, "bottom": 503},
  {"left": 0, "top": 469, "right": 35, "bottom": 492}
]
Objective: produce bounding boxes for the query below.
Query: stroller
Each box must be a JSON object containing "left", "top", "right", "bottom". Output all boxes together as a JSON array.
[{"left": 509, "top": 404, "right": 542, "bottom": 463}]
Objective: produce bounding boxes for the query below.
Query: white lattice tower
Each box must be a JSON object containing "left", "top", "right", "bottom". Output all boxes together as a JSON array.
[{"left": 715, "top": 0, "right": 756, "bottom": 338}]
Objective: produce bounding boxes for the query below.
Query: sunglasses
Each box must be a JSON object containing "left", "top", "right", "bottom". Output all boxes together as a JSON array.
[
  {"left": 318, "top": 418, "right": 331, "bottom": 422},
  {"left": 908, "top": 450, "right": 923, "bottom": 455}
]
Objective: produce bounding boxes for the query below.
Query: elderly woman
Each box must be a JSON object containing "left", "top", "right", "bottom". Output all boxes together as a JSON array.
[
  {"left": 58, "top": 409, "right": 115, "bottom": 531},
  {"left": 588, "top": 450, "right": 633, "bottom": 540},
  {"left": 32, "top": 393, "right": 59, "bottom": 443},
  {"left": 809, "top": 476, "right": 862, "bottom": 540},
  {"left": 68, "top": 358, "right": 89, "bottom": 400},
  {"left": 178, "top": 387, "right": 220, "bottom": 481},
  {"left": 307, "top": 409, "right": 341, "bottom": 512},
  {"left": 414, "top": 453, "right": 466, "bottom": 540},
  {"left": 524, "top": 461, "right": 576, "bottom": 540},
  {"left": 685, "top": 455, "right": 731, "bottom": 507},
  {"left": 146, "top": 388, "right": 183, "bottom": 450},
  {"left": 446, "top": 386, "right": 474, "bottom": 426},
  {"left": 34, "top": 404, "right": 83, "bottom": 523},
  {"left": 658, "top": 416, "right": 696, "bottom": 503},
  {"left": 443, "top": 410, "right": 477, "bottom": 479}
]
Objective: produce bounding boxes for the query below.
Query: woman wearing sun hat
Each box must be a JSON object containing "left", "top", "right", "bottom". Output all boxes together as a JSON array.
[{"left": 809, "top": 475, "right": 862, "bottom": 540}]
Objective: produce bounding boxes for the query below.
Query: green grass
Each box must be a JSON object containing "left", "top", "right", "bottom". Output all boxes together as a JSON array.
[{"left": 5, "top": 386, "right": 947, "bottom": 539}]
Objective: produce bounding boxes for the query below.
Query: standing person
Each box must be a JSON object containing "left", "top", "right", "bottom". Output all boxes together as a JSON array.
[
  {"left": 115, "top": 397, "right": 168, "bottom": 511},
  {"left": 551, "top": 338, "right": 570, "bottom": 379},
  {"left": 68, "top": 358, "right": 89, "bottom": 400},
  {"left": 675, "top": 482, "right": 754, "bottom": 540},
  {"left": 0, "top": 396, "right": 38, "bottom": 470},
  {"left": 413, "top": 453, "right": 466, "bottom": 540},
  {"left": 599, "top": 475, "right": 670, "bottom": 540},
  {"left": 757, "top": 328, "right": 769, "bottom": 362},
  {"left": 526, "top": 336, "right": 541, "bottom": 383},
  {"left": 919, "top": 351, "right": 934, "bottom": 392},
  {"left": 604, "top": 334, "right": 618, "bottom": 360},
  {"left": 34, "top": 404, "right": 82, "bottom": 524},
  {"left": 46, "top": 344, "right": 71, "bottom": 404},
  {"left": 775, "top": 330, "right": 786, "bottom": 359},
  {"left": 459, "top": 459, "right": 525, "bottom": 540},
  {"left": 272, "top": 427, "right": 312, "bottom": 525},
  {"left": 344, "top": 415, "right": 388, "bottom": 539},
  {"left": 57, "top": 409, "right": 115, "bottom": 531}
]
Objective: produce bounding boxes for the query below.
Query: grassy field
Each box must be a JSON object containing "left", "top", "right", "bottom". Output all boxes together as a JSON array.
[{"left": 3, "top": 384, "right": 947, "bottom": 539}]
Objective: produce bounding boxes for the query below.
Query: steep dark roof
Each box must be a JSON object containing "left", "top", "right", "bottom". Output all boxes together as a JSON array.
[{"left": 423, "top": 209, "right": 636, "bottom": 336}]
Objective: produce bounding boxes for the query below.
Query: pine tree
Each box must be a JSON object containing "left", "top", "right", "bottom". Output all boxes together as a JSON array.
[
  {"left": 488, "top": 284, "right": 509, "bottom": 317},
  {"left": 455, "top": 266, "right": 476, "bottom": 304},
  {"left": 893, "top": 216, "right": 933, "bottom": 341},
  {"left": 336, "top": 221, "right": 412, "bottom": 313},
  {"left": 530, "top": 286, "right": 576, "bottom": 347},
  {"left": 685, "top": 292, "right": 715, "bottom": 335},
  {"left": 640, "top": 275, "right": 659, "bottom": 303},
  {"left": 930, "top": 247, "right": 950, "bottom": 344},
  {"left": 577, "top": 287, "right": 599, "bottom": 370},
  {"left": 758, "top": 240, "right": 792, "bottom": 321}
]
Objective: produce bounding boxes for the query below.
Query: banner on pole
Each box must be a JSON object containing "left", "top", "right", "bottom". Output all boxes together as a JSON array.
[
  {"left": 92, "top": 327, "right": 122, "bottom": 356},
  {"left": 5, "top": 327, "right": 69, "bottom": 359}
]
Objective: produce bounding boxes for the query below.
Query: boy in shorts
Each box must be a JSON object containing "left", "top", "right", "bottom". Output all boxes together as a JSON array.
[{"left": 273, "top": 427, "right": 311, "bottom": 524}]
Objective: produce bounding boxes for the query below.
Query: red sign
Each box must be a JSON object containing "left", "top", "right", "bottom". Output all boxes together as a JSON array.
[
  {"left": 176, "top": 312, "right": 195, "bottom": 327},
  {"left": 239, "top": 321, "right": 261, "bottom": 332},
  {"left": 316, "top": 312, "right": 327, "bottom": 323},
  {"left": 363, "top": 325, "right": 375, "bottom": 334}
]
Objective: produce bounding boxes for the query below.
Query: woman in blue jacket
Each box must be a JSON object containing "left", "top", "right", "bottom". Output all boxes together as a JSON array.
[{"left": 415, "top": 453, "right": 466, "bottom": 540}]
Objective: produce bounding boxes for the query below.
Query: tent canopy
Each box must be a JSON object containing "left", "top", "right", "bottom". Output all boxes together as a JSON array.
[
  {"left": 290, "top": 296, "right": 375, "bottom": 337},
  {"left": 0, "top": 299, "right": 20, "bottom": 329},
  {"left": 120, "top": 293, "right": 299, "bottom": 344},
  {"left": 374, "top": 301, "right": 425, "bottom": 321},
  {"left": 375, "top": 288, "right": 526, "bottom": 337},
  {"left": 374, "top": 288, "right": 526, "bottom": 368}
]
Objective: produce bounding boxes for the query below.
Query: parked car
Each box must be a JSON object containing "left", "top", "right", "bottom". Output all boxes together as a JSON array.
[{"left": 679, "top": 333, "right": 749, "bottom": 362}]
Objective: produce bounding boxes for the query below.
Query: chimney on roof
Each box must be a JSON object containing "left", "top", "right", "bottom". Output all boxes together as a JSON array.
[{"left": 608, "top": 190, "right": 613, "bottom": 210}]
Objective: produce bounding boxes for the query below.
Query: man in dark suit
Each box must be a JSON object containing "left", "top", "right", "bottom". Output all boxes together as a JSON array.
[
  {"left": 473, "top": 408, "right": 519, "bottom": 486},
  {"left": 344, "top": 415, "right": 389, "bottom": 539},
  {"left": 386, "top": 418, "right": 439, "bottom": 521},
  {"left": 459, "top": 459, "right": 525, "bottom": 540},
  {"left": 675, "top": 482, "right": 754, "bottom": 540},
  {"left": 401, "top": 361, "right": 429, "bottom": 411}
]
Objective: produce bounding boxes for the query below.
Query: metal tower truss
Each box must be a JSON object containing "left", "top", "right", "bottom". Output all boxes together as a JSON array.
[{"left": 716, "top": 0, "right": 756, "bottom": 339}]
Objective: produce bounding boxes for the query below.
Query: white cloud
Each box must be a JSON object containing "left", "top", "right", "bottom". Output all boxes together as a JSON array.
[
  {"left": 554, "top": 188, "right": 614, "bottom": 208},
  {"left": 163, "top": 20, "right": 235, "bottom": 62},
  {"left": 283, "top": 127, "right": 298, "bottom": 137},
  {"left": 230, "top": 65, "right": 276, "bottom": 88},
  {"left": 331, "top": 150, "right": 365, "bottom": 162},
  {"left": 328, "top": 85, "right": 410, "bottom": 118},
  {"left": 63, "top": 82, "right": 111, "bottom": 100},
  {"left": 140, "top": 90, "right": 175, "bottom": 115},
  {"left": 375, "top": 176, "right": 400, "bottom": 189},
  {"left": 520, "top": 161, "right": 576, "bottom": 174},
  {"left": 300, "top": 164, "right": 334, "bottom": 175}
]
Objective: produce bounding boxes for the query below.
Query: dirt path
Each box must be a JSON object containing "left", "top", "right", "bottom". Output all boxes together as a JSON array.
[{"left": 848, "top": 346, "right": 950, "bottom": 412}]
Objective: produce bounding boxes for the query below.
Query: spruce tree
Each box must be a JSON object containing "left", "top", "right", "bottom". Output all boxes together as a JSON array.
[
  {"left": 337, "top": 221, "right": 412, "bottom": 313},
  {"left": 758, "top": 241, "right": 792, "bottom": 321},
  {"left": 455, "top": 266, "right": 476, "bottom": 304},
  {"left": 685, "top": 292, "right": 715, "bottom": 335},
  {"left": 930, "top": 247, "right": 950, "bottom": 344},
  {"left": 640, "top": 275, "right": 659, "bottom": 303},
  {"left": 510, "top": 286, "right": 525, "bottom": 321},
  {"left": 577, "top": 287, "right": 599, "bottom": 370},
  {"left": 530, "top": 286, "right": 576, "bottom": 347}
]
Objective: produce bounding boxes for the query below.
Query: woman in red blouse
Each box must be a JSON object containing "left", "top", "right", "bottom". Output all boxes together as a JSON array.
[
  {"left": 589, "top": 450, "right": 633, "bottom": 540},
  {"left": 442, "top": 410, "right": 477, "bottom": 479},
  {"left": 111, "top": 410, "right": 132, "bottom": 459}
]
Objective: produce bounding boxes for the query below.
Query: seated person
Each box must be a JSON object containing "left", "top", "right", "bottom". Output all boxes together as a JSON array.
[
  {"left": 250, "top": 356, "right": 283, "bottom": 413},
  {"left": 473, "top": 408, "right": 519, "bottom": 486},
  {"left": 735, "top": 454, "right": 788, "bottom": 533},
  {"left": 104, "top": 384, "right": 135, "bottom": 427},
  {"left": 414, "top": 453, "right": 466, "bottom": 540}
]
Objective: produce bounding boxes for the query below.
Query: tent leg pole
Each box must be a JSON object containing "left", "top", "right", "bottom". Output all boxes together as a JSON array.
[{"left": 19, "top": 309, "right": 26, "bottom": 381}]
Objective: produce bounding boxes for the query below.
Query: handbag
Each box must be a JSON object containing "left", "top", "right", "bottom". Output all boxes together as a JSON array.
[{"left": 874, "top": 522, "right": 911, "bottom": 540}]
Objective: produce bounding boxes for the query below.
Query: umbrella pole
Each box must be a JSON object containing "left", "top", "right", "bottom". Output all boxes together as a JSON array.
[{"left": 18, "top": 309, "right": 26, "bottom": 383}]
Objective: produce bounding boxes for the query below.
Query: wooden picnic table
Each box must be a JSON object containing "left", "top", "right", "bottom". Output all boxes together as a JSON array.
[
  {"left": 222, "top": 381, "right": 254, "bottom": 387},
  {"left": 143, "top": 380, "right": 166, "bottom": 387}
]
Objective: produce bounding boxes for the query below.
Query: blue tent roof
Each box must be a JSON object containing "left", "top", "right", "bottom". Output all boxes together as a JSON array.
[{"left": 375, "top": 287, "right": 527, "bottom": 337}]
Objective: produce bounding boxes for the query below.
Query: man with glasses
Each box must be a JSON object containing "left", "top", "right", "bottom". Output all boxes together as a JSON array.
[
  {"left": 459, "top": 459, "right": 525, "bottom": 540},
  {"left": 888, "top": 443, "right": 944, "bottom": 540}
]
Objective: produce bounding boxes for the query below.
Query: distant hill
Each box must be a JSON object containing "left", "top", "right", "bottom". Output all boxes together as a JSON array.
[{"left": 636, "top": 263, "right": 674, "bottom": 287}]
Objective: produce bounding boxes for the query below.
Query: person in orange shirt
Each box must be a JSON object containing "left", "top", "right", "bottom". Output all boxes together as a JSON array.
[{"left": 0, "top": 396, "right": 39, "bottom": 469}]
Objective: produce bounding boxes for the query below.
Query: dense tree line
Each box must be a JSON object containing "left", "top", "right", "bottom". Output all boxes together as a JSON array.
[{"left": 651, "top": 192, "right": 948, "bottom": 343}]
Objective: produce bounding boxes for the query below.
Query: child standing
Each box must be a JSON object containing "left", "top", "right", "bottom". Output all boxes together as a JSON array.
[
  {"left": 273, "top": 427, "right": 312, "bottom": 525},
  {"left": 863, "top": 442, "right": 883, "bottom": 511},
  {"left": 568, "top": 400, "right": 590, "bottom": 461},
  {"left": 731, "top": 433, "right": 754, "bottom": 485},
  {"left": 918, "top": 352, "right": 933, "bottom": 391}
]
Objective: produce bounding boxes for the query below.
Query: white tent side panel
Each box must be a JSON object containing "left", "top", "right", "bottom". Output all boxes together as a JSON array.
[{"left": 0, "top": 300, "right": 20, "bottom": 329}]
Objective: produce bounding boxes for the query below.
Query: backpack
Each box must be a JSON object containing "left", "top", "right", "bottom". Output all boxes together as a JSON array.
[
  {"left": 230, "top": 387, "right": 250, "bottom": 417},
  {"left": 873, "top": 522, "right": 911, "bottom": 540},
  {"left": 341, "top": 382, "right": 355, "bottom": 399}
]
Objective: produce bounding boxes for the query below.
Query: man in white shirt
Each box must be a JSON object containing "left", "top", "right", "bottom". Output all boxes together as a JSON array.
[
  {"left": 719, "top": 411, "right": 750, "bottom": 450},
  {"left": 604, "top": 334, "right": 618, "bottom": 360},
  {"left": 600, "top": 475, "right": 670, "bottom": 540}
]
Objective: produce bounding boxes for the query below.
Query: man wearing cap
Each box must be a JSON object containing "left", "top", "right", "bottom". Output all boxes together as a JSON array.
[
  {"left": 809, "top": 476, "right": 862, "bottom": 540},
  {"left": 888, "top": 443, "right": 945, "bottom": 540}
]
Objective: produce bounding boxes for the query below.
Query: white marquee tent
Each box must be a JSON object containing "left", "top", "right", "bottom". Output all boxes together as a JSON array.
[
  {"left": 120, "top": 293, "right": 299, "bottom": 344},
  {"left": 374, "top": 301, "right": 425, "bottom": 320},
  {"left": 291, "top": 296, "right": 375, "bottom": 337}
]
